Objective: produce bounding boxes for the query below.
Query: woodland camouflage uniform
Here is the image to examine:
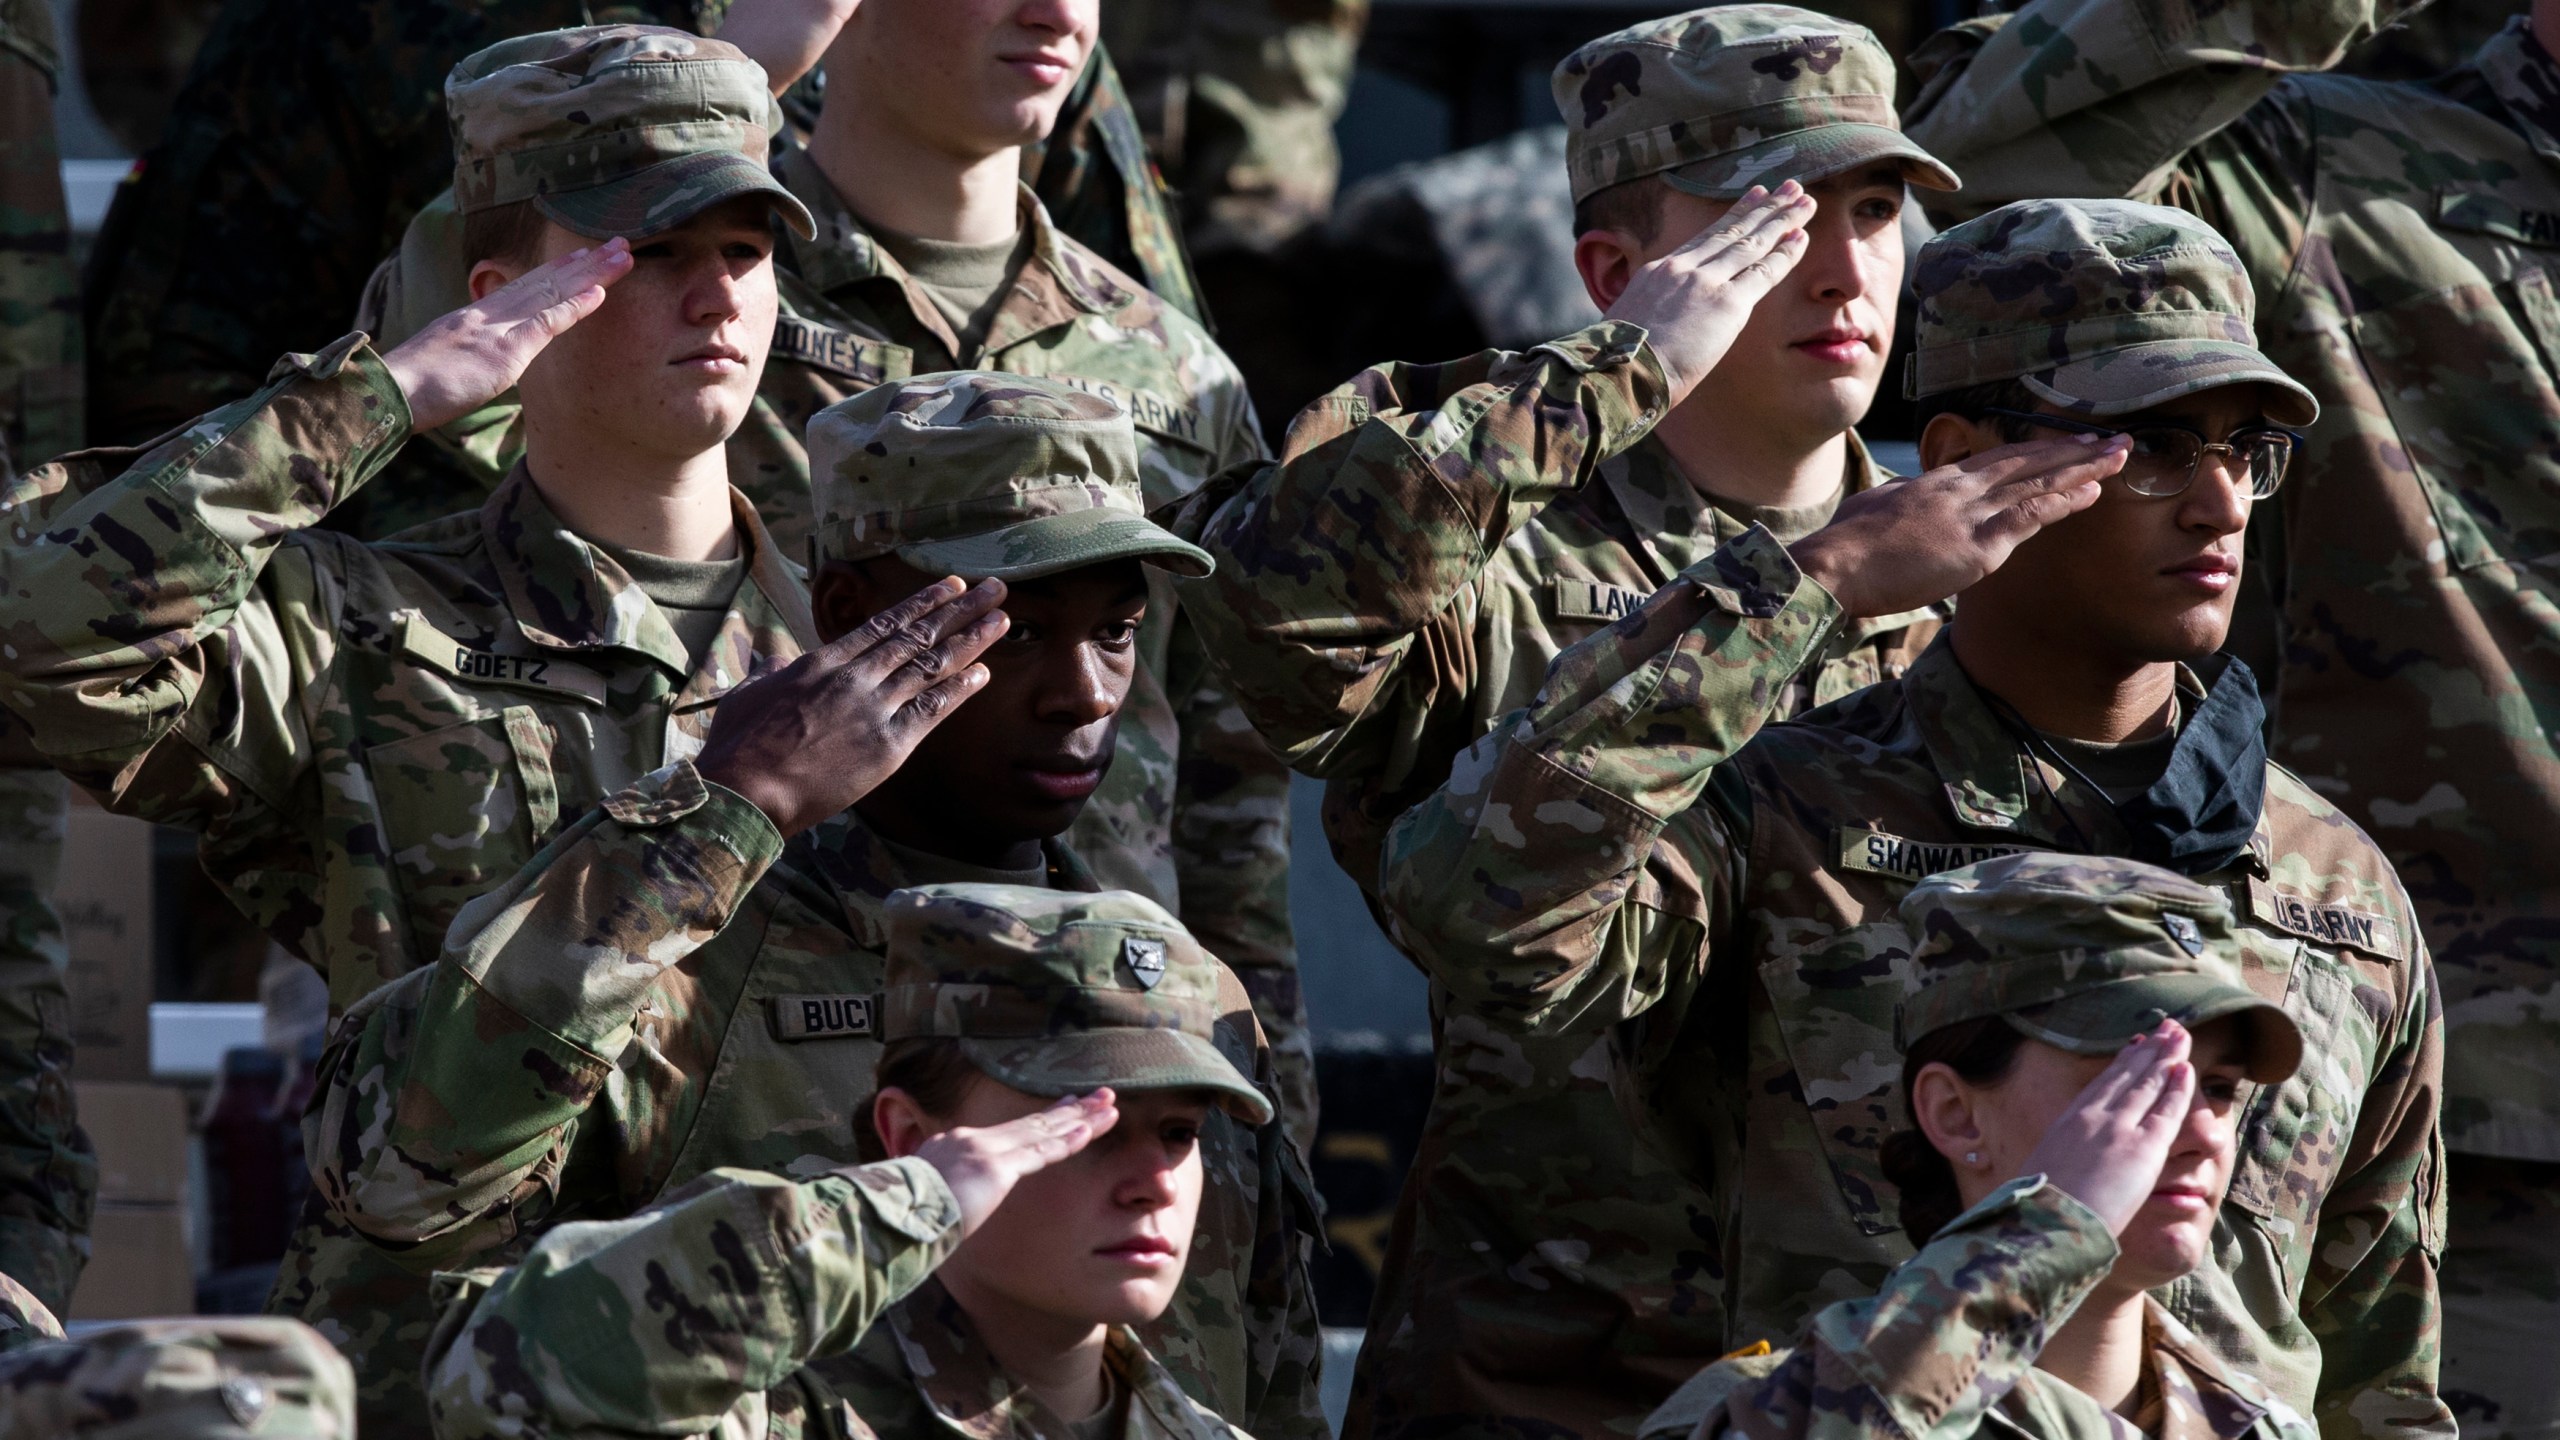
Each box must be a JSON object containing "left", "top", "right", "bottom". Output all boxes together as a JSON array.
[
  {"left": 1901, "top": 8, "right": 2560, "bottom": 1431},
  {"left": 1374, "top": 199, "right": 2448, "bottom": 1440}
]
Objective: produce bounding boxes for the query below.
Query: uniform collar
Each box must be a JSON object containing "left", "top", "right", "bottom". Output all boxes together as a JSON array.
[
  {"left": 2476, "top": 18, "right": 2560, "bottom": 164},
  {"left": 886, "top": 1280, "right": 1231, "bottom": 1440},
  {"left": 797, "top": 807, "right": 1098, "bottom": 950},
  {"left": 482, "top": 465, "right": 816, "bottom": 688},
  {"left": 2137, "top": 1300, "right": 2284, "bottom": 1440},
  {"left": 774, "top": 147, "right": 1137, "bottom": 360}
]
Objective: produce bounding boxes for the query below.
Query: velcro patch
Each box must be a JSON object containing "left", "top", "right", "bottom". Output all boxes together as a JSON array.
[
  {"left": 1049, "top": 375, "right": 1208, "bottom": 450},
  {"left": 1550, "top": 576, "right": 1651, "bottom": 623},
  {"left": 399, "top": 615, "right": 608, "bottom": 705},
  {"left": 771, "top": 316, "right": 902, "bottom": 385},
  {"left": 768, "top": 993, "right": 878, "bottom": 1041},
  {"left": 1837, "top": 827, "right": 2040, "bottom": 883},
  {"left": 2245, "top": 878, "right": 2409, "bottom": 962}
]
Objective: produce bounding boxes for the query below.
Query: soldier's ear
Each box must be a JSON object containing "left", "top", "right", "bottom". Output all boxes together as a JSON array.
[
  {"left": 1573, "top": 228, "right": 1644, "bottom": 313},
  {"left": 467, "top": 258, "right": 528, "bottom": 303},
  {"left": 1908, "top": 1061, "right": 1987, "bottom": 1166},
  {"left": 1918, "top": 412, "right": 1993, "bottom": 472},
  {"left": 874, "top": 1087, "right": 939, "bottom": 1160}
]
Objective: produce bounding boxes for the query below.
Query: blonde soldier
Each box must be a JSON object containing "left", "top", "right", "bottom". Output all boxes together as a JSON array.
[
  {"left": 0, "top": 27, "right": 845, "bottom": 1438},
  {"left": 1174, "top": 12, "right": 1997, "bottom": 1440},
  {"left": 730, "top": 0, "right": 1309, "bottom": 1133}
]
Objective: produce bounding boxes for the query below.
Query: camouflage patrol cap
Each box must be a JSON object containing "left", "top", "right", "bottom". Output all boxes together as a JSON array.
[
  {"left": 446, "top": 25, "right": 815, "bottom": 242},
  {"left": 1553, "top": 5, "right": 1958, "bottom": 205},
  {"left": 0, "top": 1316, "right": 356, "bottom": 1437},
  {"left": 807, "top": 371, "right": 1215, "bottom": 581},
  {"left": 1897, "top": 852, "right": 2303, "bottom": 1084},
  {"left": 1908, "top": 199, "right": 2319, "bottom": 426},
  {"left": 882, "top": 884, "right": 1273, "bottom": 1126}
]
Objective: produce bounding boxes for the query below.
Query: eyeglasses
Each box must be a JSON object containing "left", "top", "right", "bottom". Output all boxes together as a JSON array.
[{"left": 1979, "top": 407, "right": 2302, "bottom": 499}]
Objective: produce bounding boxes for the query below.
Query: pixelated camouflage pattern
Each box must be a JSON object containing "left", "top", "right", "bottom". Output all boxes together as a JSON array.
[
  {"left": 1170, "top": 320, "right": 1940, "bottom": 1440},
  {"left": 424, "top": 1159, "right": 961, "bottom": 1438},
  {"left": 302, "top": 760, "right": 1326, "bottom": 1440},
  {"left": 1637, "top": 1176, "right": 2316, "bottom": 1440},
  {"left": 1101, "top": 0, "right": 1368, "bottom": 254},
  {"left": 0, "top": 336, "right": 815, "bottom": 1439},
  {"left": 0, "top": 1316, "right": 356, "bottom": 1438},
  {"left": 1909, "top": 200, "right": 2316, "bottom": 424},
  {"left": 807, "top": 371, "right": 1210, "bottom": 581},
  {"left": 442, "top": 24, "right": 810, "bottom": 241},
  {"left": 881, "top": 884, "right": 1270, "bottom": 1125},
  {"left": 1374, "top": 534, "right": 2447, "bottom": 1438},
  {"left": 1552, "top": 5, "right": 1955, "bottom": 204},
  {"left": 1896, "top": 851, "right": 2301, "bottom": 1082},
  {"left": 1903, "top": 11, "right": 2560, "bottom": 1428}
]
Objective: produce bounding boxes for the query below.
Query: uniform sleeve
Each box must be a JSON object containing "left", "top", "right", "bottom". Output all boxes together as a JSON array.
[
  {"left": 2297, "top": 941, "right": 2452, "bottom": 1439},
  {"left": 1171, "top": 320, "right": 1670, "bottom": 778},
  {"left": 1648, "top": 1178, "right": 2121, "bottom": 1440},
  {"left": 1900, "top": 0, "right": 2409, "bottom": 216},
  {"left": 0, "top": 333, "right": 408, "bottom": 842},
  {"left": 1376, "top": 527, "right": 1839, "bottom": 1035},
  {"left": 423, "top": 1161, "right": 962, "bottom": 1440},
  {"left": 306, "top": 761, "right": 783, "bottom": 1268},
  {"left": 0, "top": 766, "right": 91, "bottom": 1315}
]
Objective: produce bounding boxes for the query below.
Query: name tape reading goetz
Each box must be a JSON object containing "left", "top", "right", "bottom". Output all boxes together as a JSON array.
[{"left": 768, "top": 993, "right": 880, "bottom": 1041}]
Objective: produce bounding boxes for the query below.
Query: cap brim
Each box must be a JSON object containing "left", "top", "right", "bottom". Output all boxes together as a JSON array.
[
  {"left": 1658, "top": 123, "right": 1961, "bottom": 201},
  {"left": 895, "top": 509, "right": 1215, "bottom": 583},
  {"left": 2019, "top": 339, "right": 2320, "bottom": 428},
  {"left": 533, "top": 149, "right": 817, "bottom": 242},
  {"left": 2003, "top": 973, "right": 2305, "bottom": 1085},
  {"left": 961, "top": 1031, "right": 1275, "bottom": 1126}
]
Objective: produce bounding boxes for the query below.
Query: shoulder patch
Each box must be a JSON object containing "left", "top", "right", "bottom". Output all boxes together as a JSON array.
[
  {"left": 1550, "top": 575, "right": 1651, "bottom": 623},
  {"left": 398, "top": 614, "right": 608, "bottom": 705},
  {"left": 2243, "top": 877, "right": 2410, "bottom": 962},
  {"left": 1836, "top": 826, "right": 2042, "bottom": 883},
  {"left": 771, "top": 315, "right": 907, "bottom": 386},
  {"left": 767, "top": 993, "right": 878, "bottom": 1041}
]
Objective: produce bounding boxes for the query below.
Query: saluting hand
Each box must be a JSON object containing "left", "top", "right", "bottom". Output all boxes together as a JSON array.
[
  {"left": 380, "top": 238, "right": 635, "bottom": 433},
  {"left": 1788, "top": 433, "right": 2132, "bottom": 619},
  {"left": 1604, "top": 181, "right": 1817, "bottom": 406},
  {"left": 2022, "top": 1021, "right": 2198, "bottom": 1236},
  {"left": 696, "top": 576, "right": 1012, "bottom": 838},
  {"left": 916, "top": 1091, "right": 1120, "bottom": 1238}
]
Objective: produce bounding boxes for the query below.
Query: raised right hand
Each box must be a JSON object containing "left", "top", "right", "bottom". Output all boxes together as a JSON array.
[
  {"left": 917, "top": 1091, "right": 1119, "bottom": 1238},
  {"left": 2020, "top": 1021, "right": 2196, "bottom": 1236},
  {"left": 1603, "top": 182, "right": 1816, "bottom": 405},
  {"left": 380, "top": 238, "right": 634, "bottom": 432},
  {"left": 1787, "top": 433, "right": 2132, "bottom": 618},
  {"left": 696, "top": 577, "right": 1011, "bottom": 837}
]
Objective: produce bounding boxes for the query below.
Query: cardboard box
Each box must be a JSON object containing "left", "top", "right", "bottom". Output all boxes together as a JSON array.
[
  {"left": 58, "top": 799, "right": 156, "bottom": 1082},
  {"left": 75, "top": 1081, "right": 189, "bottom": 1206},
  {"left": 68, "top": 1203, "right": 193, "bottom": 1319}
]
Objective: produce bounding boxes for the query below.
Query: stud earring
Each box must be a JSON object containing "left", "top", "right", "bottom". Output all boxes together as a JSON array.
[{"left": 1965, "top": 1152, "right": 1981, "bottom": 1166}]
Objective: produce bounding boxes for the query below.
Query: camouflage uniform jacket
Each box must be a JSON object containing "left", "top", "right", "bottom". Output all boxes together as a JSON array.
[
  {"left": 1375, "top": 531, "right": 2448, "bottom": 1438},
  {"left": 307, "top": 759, "right": 1328, "bottom": 1440},
  {"left": 0, "top": 332, "right": 817, "bottom": 1016},
  {"left": 427, "top": 1161, "right": 1244, "bottom": 1440},
  {"left": 1902, "top": 0, "right": 2560, "bottom": 1165},
  {"left": 1173, "top": 320, "right": 1940, "bottom": 1439},
  {"left": 734, "top": 149, "right": 1309, "bottom": 1134},
  {"left": 1635, "top": 1177, "right": 2317, "bottom": 1440}
]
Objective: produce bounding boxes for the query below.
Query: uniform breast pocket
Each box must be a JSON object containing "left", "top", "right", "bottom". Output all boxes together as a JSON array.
[
  {"left": 2348, "top": 271, "right": 2560, "bottom": 571},
  {"left": 2223, "top": 942, "right": 2378, "bottom": 1284},
  {"left": 366, "top": 706, "right": 558, "bottom": 963},
  {"left": 1759, "top": 934, "right": 1909, "bottom": 1236}
]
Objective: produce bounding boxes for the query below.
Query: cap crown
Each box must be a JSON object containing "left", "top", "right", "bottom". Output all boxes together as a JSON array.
[
  {"left": 447, "top": 25, "right": 773, "bottom": 215},
  {"left": 808, "top": 371, "right": 1147, "bottom": 565},
  {"left": 1553, "top": 5, "right": 1900, "bottom": 201},
  {"left": 1910, "top": 199, "right": 2261, "bottom": 399},
  {"left": 883, "top": 885, "right": 1224, "bottom": 1044},
  {"left": 1896, "top": 851, "right": 2246, "bottom": 1046}
]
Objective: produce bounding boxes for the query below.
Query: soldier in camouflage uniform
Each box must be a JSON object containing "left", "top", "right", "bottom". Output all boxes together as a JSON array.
[
  {"left": 1638, "top": 852, "right": 2318, "bottom": 1440},
  {"left": 422, "top": 882, "right": 1268, "bottom": 1440},
  {"left": 1170, "top": 13, "right": 1986, "bottom": 1439},
  {"left": 1376, "top": 199, "right": 2447, "bottom": 1438},
  {"left": 0, "top": 1268, "right": 356, "bottom": 1436},
  {"left": 0, "top": 27, "right": 832, "bottom": 1436},
  {"left": 302, "top": 373, "right": 1327, "bottom": 1440},
  {"left": 1898, "top": 4, "right": 2560, "bottom": 1431},
  {"left": 0, "top": 0, "right": 91, "bottom": 1317}
]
